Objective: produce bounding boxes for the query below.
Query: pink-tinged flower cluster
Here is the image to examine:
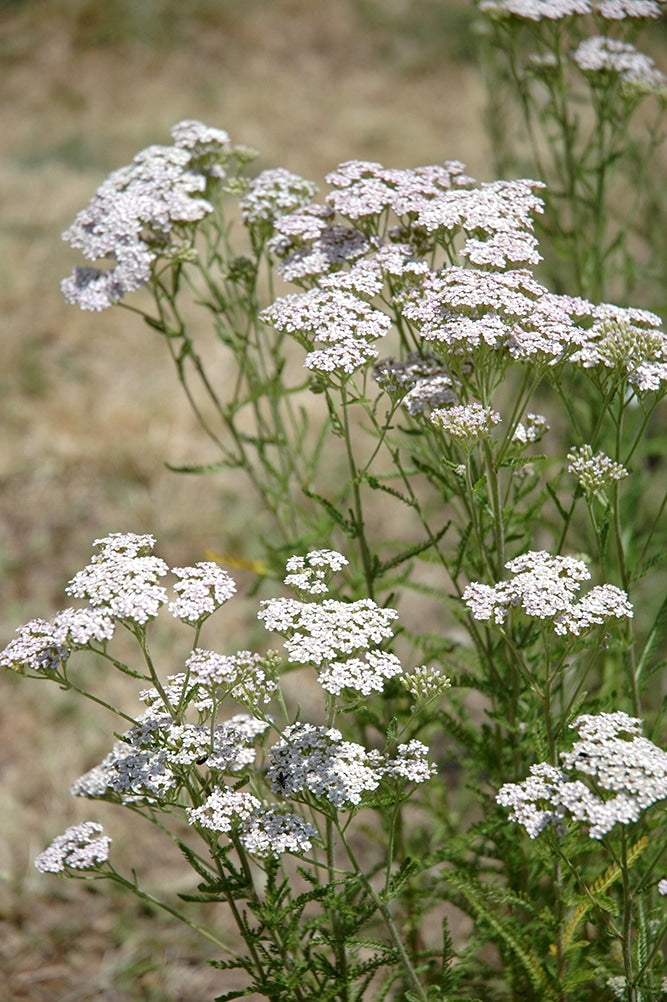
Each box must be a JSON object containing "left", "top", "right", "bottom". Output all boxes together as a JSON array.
[
  {"left": 0, "top": 607, "right": 116, "bottom": 675},
  {"left": 373, "top": 353, "right": 459, "bottom": 416},
  {"left": 463, "top": 550, "right": 633, "bottom": 636},
  {"left": 570, "top": 302, "right": 667, "bottom": 391},
  {"left": 497, "top": 712, "right": 667, "bottom": 839},
  {"left": 35, "top": 822, "right": 111, "bottom": 874},
  {"left": 65, "top": 533, "right": 169, "bottom": 625},
  {"left": 261, "top": 287, "right": 391, "bottom": 375},
  {"left": 573, "top": 37, "right": 667, "bottom": 95},
  {"left": 240, "top": 167, "right": 318, "bottom": 229},
  {"left": 61, "top": 120, "right": 245, "bottom": 310}
]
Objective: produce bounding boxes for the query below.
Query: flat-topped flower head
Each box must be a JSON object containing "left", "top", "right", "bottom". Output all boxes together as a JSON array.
[
  {"left": 430, "top": 402, "right": 501, "bottom": 441},
  {"left": 464, "top": 550, "right": 633, "bottom": 636},
  {"left": 325, "top": 159, "right": 469, "bottom": 224},
  {"left": 187, "top": 786, "right": 316, "bottom": 857},
  {"left": 319, "top": 650, "right": 404, "bottom": 696},
  {"left": 373, "top": 353, "right": 459, "bottom": 416},
  {"left": 498, "top": 712, "right": 667, "bottom": 839},
  {"left": 567, "top": 444, "right": 628, "bottom": 494},
  {"left": 66, "top": 533, "right": 169, "bottom": 625},
  {"left": 268, "top": 204, "right": 371, "bottom": 284},
  {"left": 266, "top": 723, "right": 385, "bottom": 807},
  {"left": 513, "top": 412, "right": 550, "bottom": 444},
  {"left": 261, "top": 287, "right": 391, "bottom": 376},
  {"left": 62, "top": 120, "right": 246, "bottom": 310},
  {"left": 169, "top": 561, "right": 237, "bottom": 625},
  {"left": 240, "top": 168, "right": 318, "bottom": 229},
  {"left": 35, "top": 822, "right": 111, "bottom": 874},
  {"left": 573, "top": 37, "right": 667, "bottom": 96},
  {"left": 478, "top": 0, "right": 592, "bottom": 19},
  {"left": 184, "top": 648, "right": 277, "bottom": 706},
  {"left": 258, "top": 594, "right": 398, "bottom": 666},
  {"left": 385, "top": 740, "right": 437, "bottom": 783},
  {"left": 571, "top": 303, "right": 667, "bottom": 390},
  {"left": 593, "top": 0, "right": 663, "bottom": 17},
  {"left": 284, "top": 549, "right": 349, "bottom": 596}
]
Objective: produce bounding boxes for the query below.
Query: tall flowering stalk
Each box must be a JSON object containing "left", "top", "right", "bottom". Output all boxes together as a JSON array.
[
  {"left": 3, "top": 107, "right": 667, "bottom": 997},
  {"left": 475, "top": 0, "right": 667, "bottom": 302}
]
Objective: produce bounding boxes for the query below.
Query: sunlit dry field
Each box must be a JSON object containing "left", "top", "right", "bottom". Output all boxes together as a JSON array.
[{"left": 0, "top": 2, "right": 491, "bottom": 998}]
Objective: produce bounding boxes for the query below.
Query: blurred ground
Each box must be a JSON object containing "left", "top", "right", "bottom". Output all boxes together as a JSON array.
[{"left": 0, "top": 2, "right": 489, "bottom": 998}]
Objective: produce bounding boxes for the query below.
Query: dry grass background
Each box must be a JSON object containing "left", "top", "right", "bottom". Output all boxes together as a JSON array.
[{"left": 0, "top": 2, "right": 492, "bottom": 998}]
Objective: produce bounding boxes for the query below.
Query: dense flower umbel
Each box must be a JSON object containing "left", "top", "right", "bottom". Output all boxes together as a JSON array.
[
  {"left": 66, "top": 533, "right": 169, "bottom": 624},
  {"left": 478, "top": 0, "right": 663, "bottom": 19},
  {"left": 497, "top": 713, "right": 667, "bottom": 838},
  {"left": 35, "top": 822, "right": 111, "bottom": 874},
  {"left": 567, "top": 444, "right": 628, "bottom": 494},
  {"left": 573, "top": 37, "right": 667, "bottom": 95},
  {"left": 61, "top": 120, "right": 244, "bottom": 310},
  {"left": 187, "top": 787, "right": 317, "bottom": 858},
  {"left": 169, "top": 562, "right": 237, "bottom": 625},
  {"left": 463, "top": 550, "right": 633, "bottom": 636}
]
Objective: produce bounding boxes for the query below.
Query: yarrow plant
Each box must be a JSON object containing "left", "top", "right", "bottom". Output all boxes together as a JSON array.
[{"left": 4, "top": 14, "right": 667, "bottom": 999}]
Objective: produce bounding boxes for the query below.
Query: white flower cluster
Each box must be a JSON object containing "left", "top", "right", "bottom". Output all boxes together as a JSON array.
[
  {"left": 70, "top": 710, "right": 269, "bottom": 803},
  {"left": 183, "top": 648, "right": 278, "bottom": 706},
  {"left": 187, "top": 786, "right": 317, "bottom": 858},
  {"left": 497, "top": 712, "right": 667, "bottom": 839},
  {"left": 478, "top": 0, "right": 662, "bottom": 19},
  {"left": 567, "top": 444, "right": 628, "bottom": 494},
  {"left": 573, "top": 37, "right": 667, "bottom": 95},
  {"left": 61, "top": 120, "right": 240, "bottom": 310},
  {"left": 240, "top": 167, "right": 318, "bottom": 228},
  {"left": 266, "top": 723, "right": 434, "bottom": 808},
  {"left": 372, "top": 353, "right": 459, "bottom": 416},
  {"left": 268, "top": 204, "right": 371, "bottom": 284},
  {"left": 430, "top": 402, "right": 502, "bottom": 441},
  {"left": 65, "top": 533, "right": 169, "bottom": 625},
  {"left": 261, "top": 287, "right": 392, "bottom": 375},
  {"left": 463, "top": 550, "right": 633, "bottom": 636},
  {"left": 169, "top": 561, "right": 237, "bottom": 625},
  {"left": 319, "top": 650, "right": 404, "bottom": 696},
  {"left": 284, "top": 550, "right": 349, "bottom": 596},
  {"left": 0, "top": 606, "right": 116, "bottom": 674},
  {"left": 571, "top": 303, "right": 667, "bottom": 392},
  {"left": 512, "top": 412, "right": 550, "bottom": 444},
  {"left": 35, "top": 822, "right": 111, "bottom": 874}
]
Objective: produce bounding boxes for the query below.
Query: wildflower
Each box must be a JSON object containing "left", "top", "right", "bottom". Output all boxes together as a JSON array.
[
  {"left": 373, "top": 353, "right": 459, "bottom": 416},
  {"left": 319, "top": 650, "right": 404, "bottom": 696},
  {"left": 61, "top": 122, "right": 237, "bottom": 310},
  {"left": 266, "top": 723, "right": 385, "bottom": 807},
  {"left": 478, "top": 0, "right": 592, "bottom": 20},
  {"left": 65, "top": 533, "right": 169, "bottom": 625},
  {"left": 188, "top": 787, "right": 262, "bottom": 832},
  {"left": 169, "top": 561, "right": 237, "bottom": 625},
  {"left": 35, "top": 822, "right": 111, "bottom": 874},
  {"left": 593, "top": 0, "right": 663, "bottom": 17},
  {"left": 606, "top": 977, "right": 627, "bottom": 1000},
  {"left": 240, "top": 168, "right": 318, "bottom": 229},
  {"left": 463, "top": 550, "right": 633, "bottom": 636},
  {"left": 513, "top": 412, "right": 550, "bottom": 444},
  {"left": 385, "top": 741, "right": 437, "bottom": 783},
  {"left": 571, "top": 302, "right": 667, "bottom": 390},
  {"left": 324, "top": 159, "right": 467, "bottom": 223},
  {"left": 567, "top": 444, "right": 628, "bottom": 494},
  {"left": 261, "top": 287, "right": 391, "bottom": 376},
  {"left": 70, "top": 741, "right": 178, "bottom": 803},
  {"left": 430, "top": 403, "right": 501, "bottom": 441},
  {"left": 184, "top": 648, "right": 277, "bottom": 705},
  {"left": 572, "top": 37, "right": 667, "bottom": 96},
  {"left": 238, "top": 808, "right": 317, "bottom": 857},
  {"left": 284, "top": 549, "right": 349, "bottom": 596},
  {"left": 415, "top": 179, "right": 545, "bottom": 245},
  {"left": 258, "top": 595, "right": 398, "bottom": 665},
  {"left": 1, "top": 618, "right": 71, "bottom": 674},
  {"left": 401, "top": 665, "right": 452, "bottom": 705},
  {"left": 658, "top": 879, "right": 667, "bottom": 896},
  {"left": 269, "top": 205, "right": 370, "bottom": 284},
  {"left": 187, "top": 786, "right": 316, "bottom": 857},
  {"left": 497, "top": 712, "right": 667, "bottom": 839}
]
